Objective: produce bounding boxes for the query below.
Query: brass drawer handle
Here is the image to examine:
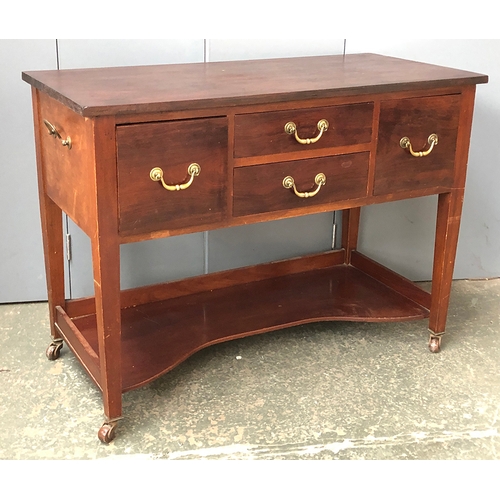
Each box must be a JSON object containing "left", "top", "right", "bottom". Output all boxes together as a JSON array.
[
  {"left": 284, "top": 119, "right": 329, "bottom": 145},
  {"left": 150, "top": 163, "right": 201, "bottom": 191},
  {"left": 283, "top": 173, "right": 326, "bottom": 198},
  {"left": 400, "top": 133, "right": 438, "bottom": 157},
  {"left": 43, "top": 119, "right": 72, "bottom": 149}
]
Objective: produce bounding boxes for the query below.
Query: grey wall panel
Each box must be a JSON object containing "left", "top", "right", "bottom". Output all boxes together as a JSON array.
[
  {"left": 208, "top": 213, "right": 335, "bottom": 273},
  {"left": 120, "top": 235, "right": 207, "bottom": 290},
  {"left": 346, "top": 39, "right": 500, "bottom": 280},
  {"left": 67, "top": 219, "right": 207, "bottom": 297},
  {"left": 57, "top": 39, "right": 206, "bottom": 297},
  {"left": 208, "top": 39, "right": 345, "bottom": 61},
  {"left": 57, "top": 39, "right": 205, "bottom": 69},
  {"left": 0, "top": 40, "right": 57, "bottom": 303},
  {"left": 357, "top": 197, "right": 438, "bottom": 281}
]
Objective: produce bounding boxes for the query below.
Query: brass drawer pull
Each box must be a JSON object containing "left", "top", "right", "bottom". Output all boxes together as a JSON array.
[
  {"left": 43, "top": 119, "right": 72, "bottom": 149},
  {"left": 400, "top": 133, "right": 438, "bottom": 157},
  {"left": 150, "top": 163, "right": 201, "bottom": 191},
  {"left": 284, "top": 119, "right": 329, "bottom": 145},
  {"left": 283, "top": 173, "right": 326, "bottom": 198}
]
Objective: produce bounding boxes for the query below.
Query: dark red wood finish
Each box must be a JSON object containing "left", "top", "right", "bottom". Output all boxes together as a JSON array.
[
  {"left": 234, "top": 102, "right": 373, "bottom": 158},
  {"left": 24, "top": 54, "right": 487, "bottom": 441},
  {"left": 37, "top": 92, "right": 97, "bottom": 237},
  {"left": 374, "top": 94, "right": 461, "bottom": 195},
  {"left": 342, "top": 207, "right": 361, "bottom": 265},
  {"left": 32, "top": 89, "right": 66, "bottom": 342},
  {"left": 22, "top": 54, "right": 487, "bottom": 116},
  {"left": 117, "top": 117, "right": 227, "bottom": 236},
  {"left": 233, "top": 153, "right": 370, "bottom": 217},
  {"left": 90, "top": 116, "right": 123, "bottom": 424},
  {"left": 70, "top": 263, "right": 430, "bottom": 392},
  {"left": 64, "top": 250, "right": 347, "bottom": 319}
]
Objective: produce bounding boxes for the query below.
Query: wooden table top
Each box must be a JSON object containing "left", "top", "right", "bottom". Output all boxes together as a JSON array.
[{"left": 22, "top": 53, "right": 488, "bottom": 117}]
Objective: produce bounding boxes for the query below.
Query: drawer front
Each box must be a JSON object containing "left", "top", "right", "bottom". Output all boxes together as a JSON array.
[
  {"left": 117, "top": 117, "right": 227, "bottom": 235},
  {"left": 233, "top": 153, "right": 370, "bottom": 217},
  {"left": 234, "top": 103, "right": 374, "bottom": 158},
  {"left": 374, "top": 94, "right": 461, "bottom": 196},
  {"left": 37, "top": 93, "right": 96, "bottom": 236}
]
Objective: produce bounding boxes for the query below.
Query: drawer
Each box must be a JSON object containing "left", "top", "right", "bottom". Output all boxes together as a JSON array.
[
  {"left": 374, "top": 94, "right": 461, "bottom": 196},
  {"left": 117, "top": 117, "right": 227, "bottom": 235},
  {"left": 233, "top": 152, "right": 370, "bottom": 217},
  {"left": 234, "top": 103, "right": 374, "bottom": 158},
  {"left": 37, "top": 93, "right": 96, "bottom": 236}
]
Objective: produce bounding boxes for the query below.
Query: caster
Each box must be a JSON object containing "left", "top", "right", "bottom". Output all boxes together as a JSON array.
[
  {"left": 46, "top": 340, "right": 63, "bottom": 360},
  {"left": 98, "top": 421, "right": 118, "bottom": 444},
  {"left": 428, "top": 335, "right": 442, "bottom": 353}
]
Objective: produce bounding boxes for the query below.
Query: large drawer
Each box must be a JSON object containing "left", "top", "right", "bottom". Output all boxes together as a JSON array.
[
  {"left": 233, "top": 152, "right": 370, "bottom": 217},
  {"left": 234, "top": 103, "right": 374, "bottom": 158},
  {"left": 117, "top": 117, "right": 227, "bottom": 236},
  {"left": 374, "top": 94, "right": 461, "bottom": 196}
]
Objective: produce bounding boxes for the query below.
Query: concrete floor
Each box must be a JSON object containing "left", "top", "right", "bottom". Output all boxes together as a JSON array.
[{"left": 1, "top": 279, "right": 499, "bottom": 462}]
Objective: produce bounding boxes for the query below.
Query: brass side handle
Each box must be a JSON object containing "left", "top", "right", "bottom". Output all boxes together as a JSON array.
[
  {"left": 282, "top": 173, "right": 326, "bottom": 198},
  {"left": 284, "top": 119, "right": 329, "bottom": 145},
  {"left": 400, "top": 133, "right": 438, "bottom": 157},
  {"left": 43, "top": 119, "right": 72, "bottom": 149},
  {"left": 150, "top": 163, "right": 201, "bottom": 191}
]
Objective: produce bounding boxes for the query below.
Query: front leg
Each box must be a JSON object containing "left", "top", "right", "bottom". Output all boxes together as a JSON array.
[
  {"left": 91, "top": 115, "right": 123, "bottom": 442},
  {"left": 428, "top": 190, "right": 465, "bottom": 352}
]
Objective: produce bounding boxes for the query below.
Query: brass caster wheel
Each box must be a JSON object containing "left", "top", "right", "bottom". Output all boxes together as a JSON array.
[
  {"left": 46, "top": 341, "right": 63, "bottom": 361},
  {"left": 428, "top": 335, "right": 442, "bottom": 353},
  {"left": 98, "top": 422, "right": 118, "bottom": 444}
]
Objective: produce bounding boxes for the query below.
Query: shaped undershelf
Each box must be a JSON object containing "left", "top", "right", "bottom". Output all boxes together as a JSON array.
[{"left": 57, "top": 259, "right": 430, "bottom": 392}]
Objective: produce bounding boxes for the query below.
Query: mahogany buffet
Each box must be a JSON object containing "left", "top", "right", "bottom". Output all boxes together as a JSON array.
[{"left": 23, "top": 54, "right": 488, "bottom": 443}]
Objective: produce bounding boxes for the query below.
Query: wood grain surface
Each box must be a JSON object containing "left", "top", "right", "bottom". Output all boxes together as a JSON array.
[{"left": 22, "top": 54, "right": 488, "bottom": 117}]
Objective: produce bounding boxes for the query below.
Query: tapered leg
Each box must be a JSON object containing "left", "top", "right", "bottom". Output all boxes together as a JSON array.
[
  {"left": 92, "top": 233, "right": 122, "bottom": 442},
  {"left": 428, "top": 86, "right": 477, "bottom": 352},
  {"left": 342, "top": 207, "right": 361, "bottom": 264},
  {"left": 39, "top": 194, "right": 66, "bottom": 360},
  {"left": 32, "top": 88, "right": 66, "bottom": 358},
  {"left": 428, "top": 190, "right": 465, "bottom": 351},
  {"left": 88, "top": 115, "right": 123, "bottom": 442}
]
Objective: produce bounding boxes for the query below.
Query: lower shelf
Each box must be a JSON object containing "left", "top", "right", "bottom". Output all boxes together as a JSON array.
[{"left": 57, "top": 258, "right": 430, "bottom": 393}]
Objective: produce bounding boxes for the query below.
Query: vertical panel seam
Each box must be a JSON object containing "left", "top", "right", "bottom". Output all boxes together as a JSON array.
[{"left": 203, "top": 38, "right": 209, "bottom": 273}]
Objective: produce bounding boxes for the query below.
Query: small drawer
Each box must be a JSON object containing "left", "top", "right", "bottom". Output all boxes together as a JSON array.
[
  {"left": 234, "top": 103, "right": 374, "bottom": 158},
  {"left": 37, "top": 93, "right": 95, "bottom": 236},
  {"left": 233, "top": 152, "right": 370, "bottom": 217},
  {"left": 117, "top": 117, "right": 227, "bottom": 236},
  {"left": 374, "top": 94, "right": 461, "bottom": 196}
]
